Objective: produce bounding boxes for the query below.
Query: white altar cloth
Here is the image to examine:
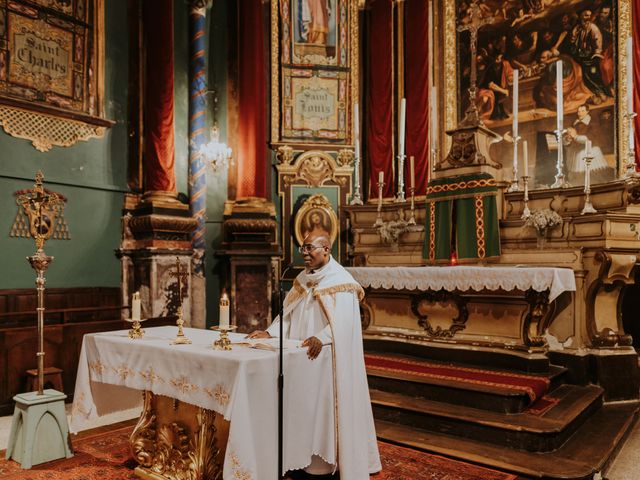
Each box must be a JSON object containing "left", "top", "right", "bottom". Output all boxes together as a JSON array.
[
  {"left": 70, "top": 326, "right": 335, "bottom": 480},
  {"left": 346, "top": 266, "right": 576, "bottom": 302}
]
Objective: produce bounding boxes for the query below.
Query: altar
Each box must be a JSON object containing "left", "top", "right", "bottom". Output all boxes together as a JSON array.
[
  {"left": 70, "top": 326, "right": 336, "bottom": 480},
  {"left": 347, "top": 265, "right": 576, "bottom": 356}
]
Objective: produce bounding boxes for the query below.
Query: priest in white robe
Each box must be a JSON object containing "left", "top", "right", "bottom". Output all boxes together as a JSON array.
[{"left": 248, "top": 233, "right": 381, "bottom": 479}]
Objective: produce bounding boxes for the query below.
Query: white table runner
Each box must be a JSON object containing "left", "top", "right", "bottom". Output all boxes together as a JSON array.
[
  {"left": 70, "top": 326, "right": 335, "bottom": 480},
  {"left": 346, "top": 266, "right": 576, "bottom": 301}
]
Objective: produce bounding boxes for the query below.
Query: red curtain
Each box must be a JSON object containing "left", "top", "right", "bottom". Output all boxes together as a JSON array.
[
  {"left": 367, "top": 0, "right": 394, "bottom": 198},
  {"left": 405, "top": 0, "right": 429, "bottom": 195},
  {"left": 143, "top": 0, "right": 176, "bottom": 192},
  {"left": 237, "top": 0, "right": 267, "bottom": 199},
  {"left": 634, "top": 0, "right": 640, "bottom": 169}
]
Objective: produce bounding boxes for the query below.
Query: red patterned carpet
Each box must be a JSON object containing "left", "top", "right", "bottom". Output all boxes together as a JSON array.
[
  {"left": 0, "top": 425, "right": 517, "bottom": 479},
  {"left": 365, "top": 353, "right": 550, "bottom": 403}
]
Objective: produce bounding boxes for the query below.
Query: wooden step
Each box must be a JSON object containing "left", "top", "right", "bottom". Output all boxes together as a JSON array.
[
  {"left": 374, "top": 401, "right": 639, "bottom": 480},
  {"left": 371, "top": 384, "right": 603, "bottom": 452},
  {"left": 367, "top": 353, "right": 568, "bottom": 413}
]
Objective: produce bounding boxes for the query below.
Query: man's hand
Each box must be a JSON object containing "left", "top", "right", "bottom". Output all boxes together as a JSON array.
[
  {"left": 246, "top": 330, "right": 271, "bottom": 339},
  {"left": 301, "top": 336, "right": 323, "bottom": 360}
]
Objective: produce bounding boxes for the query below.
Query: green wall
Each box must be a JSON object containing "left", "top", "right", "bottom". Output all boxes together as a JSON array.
[{"left": 0, "top": 1, "right": 129, "bottom": 289}]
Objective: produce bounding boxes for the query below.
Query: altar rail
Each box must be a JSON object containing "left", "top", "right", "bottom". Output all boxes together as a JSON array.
[{"left": 0, "top": 287, "right": 172, "bottom": 415}]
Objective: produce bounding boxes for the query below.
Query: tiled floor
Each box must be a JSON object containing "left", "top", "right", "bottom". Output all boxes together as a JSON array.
[{"left": 0, "top": 402, "right": 637, "bottom": 479}]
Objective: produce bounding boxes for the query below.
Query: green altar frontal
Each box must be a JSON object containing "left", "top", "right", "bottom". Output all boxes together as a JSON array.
[{"left": 423, "top": 172, "right": 500, "bottom": 263}]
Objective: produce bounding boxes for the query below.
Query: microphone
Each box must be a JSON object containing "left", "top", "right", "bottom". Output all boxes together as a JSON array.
[{"left": 280, "top": 262, "right": 294, "bottom": 282}]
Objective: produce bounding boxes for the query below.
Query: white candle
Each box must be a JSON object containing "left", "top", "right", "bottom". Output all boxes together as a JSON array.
[
  {"left": 354, "top": 103, "right": 360, "bottom": 158},
  {"left": 219, "top": 292, "right": 230, "bottom": 329},
  {"left": 628, "top": 37, "right": 635, "bottom": 152},
  {"left": 512, "top": 69, "right": 519, "bottom": 139},
  {"left": 132, "top": 291, "right": 141, "bottom": 321},
  {"left": 430, "top": 87, "right": 437, "bottom": 145},
  {"left": 628, "top": 37, "right": 634, "bottom": 115},
  {"left": 410, "top": 156, "right": 415, "bottom": 190},
  {"left": 586, "top": 139, "right": 591, "bottom": 157},
  {"left": 556, "top": 60, "right": 564, "bottom": 131},
  {"left": 378, "top": 170, "right": 384, "bottom": 185},
  {"left": 523, "top": 140, "right": 528, "bottom": 176},
  {"left": 399, "top": 98, "right": 406, "bottom": 157}
]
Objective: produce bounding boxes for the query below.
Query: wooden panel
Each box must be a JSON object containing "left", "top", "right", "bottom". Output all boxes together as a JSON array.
[{"left": 0, "top": 287, "right": 173, "bottom": 415}]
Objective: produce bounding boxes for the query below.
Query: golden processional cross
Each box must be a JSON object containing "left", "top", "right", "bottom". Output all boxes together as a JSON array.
[
  {"left": 170, "top": 256, "right": 192, "bottom": 344},
  {"left": 457, "top": 0, "right": 494, "bottom": 126}
]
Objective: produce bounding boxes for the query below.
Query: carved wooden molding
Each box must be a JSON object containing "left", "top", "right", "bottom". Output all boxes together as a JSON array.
[
  {"left": 410, "top": 290, "right": 469, "bottom": 338},
  {"left": 0, "top": 105, "right": 106, "bottom": 152}
]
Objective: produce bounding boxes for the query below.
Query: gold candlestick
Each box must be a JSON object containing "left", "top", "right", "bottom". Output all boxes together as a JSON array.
[
  {"left": 374, "top": 179, "right": 385, "bottom": 227},
  {"left": 125, "top": 317, "right": 147, "bottom": 339},
  {"left": 581, "top": 154, "right": 597, "bottom": 214},
  {"left": 211, "top": 325, "right": 237, "bottom": 350},
  {"left": 408, "top": 186, "right": 417, "bottom": 225},
  {"left": 521, "top": 175, "right": 531, "bottom": 219}
]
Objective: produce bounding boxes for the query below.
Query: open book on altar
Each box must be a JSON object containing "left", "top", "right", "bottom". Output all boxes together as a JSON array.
[{"left": 234, "top": 337, "right": 303, "bottom": 351}]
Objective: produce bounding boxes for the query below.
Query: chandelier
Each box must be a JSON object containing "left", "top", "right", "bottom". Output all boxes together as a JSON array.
[{"left": 200, "top": 123, "right": 231, "bottom": 171}]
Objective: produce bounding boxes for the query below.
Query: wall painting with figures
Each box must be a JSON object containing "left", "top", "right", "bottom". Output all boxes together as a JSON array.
[{"left": 456, "top": 0, "right": 618, "bottom": 188}]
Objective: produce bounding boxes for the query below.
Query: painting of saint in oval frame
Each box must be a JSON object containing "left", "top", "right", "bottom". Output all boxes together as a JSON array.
[{"left": 294, "top": 194, "right": 338, "bottom": 247}]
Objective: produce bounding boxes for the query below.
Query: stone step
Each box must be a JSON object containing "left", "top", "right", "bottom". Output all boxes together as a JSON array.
[
  {"left": 370, "top": 384, "right": 603, "bottom": 452},
  {"left": 374, "top": 401, "right": 640, "bottom": 480}
]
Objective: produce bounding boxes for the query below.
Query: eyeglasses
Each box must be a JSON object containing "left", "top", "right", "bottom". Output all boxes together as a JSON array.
[{"left": 298, "top": 244, "right": 323, "bottom": 254}]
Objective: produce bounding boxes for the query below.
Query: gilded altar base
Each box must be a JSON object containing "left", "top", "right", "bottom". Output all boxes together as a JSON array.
[{"left": 131, "top": 391, "right": 230, "bottom": 480}]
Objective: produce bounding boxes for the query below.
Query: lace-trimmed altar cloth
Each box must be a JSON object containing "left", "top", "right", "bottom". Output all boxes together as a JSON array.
[
  {"left": 346, "top": 266, "right": 576, "bottom": 302},
  {"left": 69, "top": 326, "right": 335, "bottom": 480}
]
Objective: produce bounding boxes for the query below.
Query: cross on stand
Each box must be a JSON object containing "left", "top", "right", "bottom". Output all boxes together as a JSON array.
[
  {"left": 171, "top": 256, "right": 192, "bottom": 345},
  {"left": 457, "top": 0, "right": 493, "bottom": 126}
]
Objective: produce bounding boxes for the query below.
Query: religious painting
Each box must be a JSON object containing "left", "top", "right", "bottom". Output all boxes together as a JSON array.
[
  {"left": 273, "top": 0, "right": 357, "bottom": 146},
  {"left": 292, "top": 0, "right": 338, "bottom": 64},
  {"left": 293, "top": 193, "right": 339, "bottom": 247},
  {"left": 454, "top": 0, "right": 624, "bottom": 188},
  {"left": 0, "top": 0, "right": 108, "bottom": 151}
]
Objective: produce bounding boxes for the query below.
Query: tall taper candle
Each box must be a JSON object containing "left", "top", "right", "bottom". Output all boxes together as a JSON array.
[
  {"left": 132, "top": 291, "right": 141, "bottom": 320},
  {"left": 410, "top": 156, "right": 415, "bottom": 190},
  {"left": 523, "top": 140, "right": 528, "bottom": 176},
  {"left": 512, "top": 69, "right": 519, "bottom": 139},
  {"left": 219, "top": 292, "right": 230, "bottom": 329},
  {"left": 378, "top": 170, "right": 384, "bottom": 185},
  {"left": 556, "top": 60, "right": 563, "bottom": 130},
  {"left": 399, "top": 98, "right": 406, "bottom": 157},
  {"left": 354, "top": 103, "right": 360, "bottom": 158}
]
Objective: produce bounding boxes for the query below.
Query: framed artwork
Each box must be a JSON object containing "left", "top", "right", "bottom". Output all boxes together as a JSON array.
[
  {"left": 272, "top": 0, "right": 358, "bottom": 146},
  {"left": 293, "top": 194, "right": 339, "bottom": 246},
  {"left": 440, "top": 0, "right": 633, "bottom": 188},
  {"left": 0, "top": 0, "right": 111, "bottom": 151}
]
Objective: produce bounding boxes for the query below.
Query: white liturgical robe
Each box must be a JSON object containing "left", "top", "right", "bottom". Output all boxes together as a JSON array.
[{"left": 267, "top": 257, "right": 381, "bottom": 479}]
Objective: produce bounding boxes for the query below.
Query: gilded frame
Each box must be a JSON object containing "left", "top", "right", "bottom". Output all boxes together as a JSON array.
[
  {"left": 438, "top": 0, "right": 633, "bottom": 181},
  {"left": 270, "top": 0, "right": 359, "bottom": 148},
  {"left": 293, "top": 194, "right": 339, "bottom": 246}
]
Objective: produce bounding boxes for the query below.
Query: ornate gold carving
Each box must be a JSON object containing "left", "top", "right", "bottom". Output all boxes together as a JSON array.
[
  {"left": 131, "top": 391, "right": 157, "bottom": 468},
  {"left": 586, "top": 251, "right": 635, "bottom": 348},
  {"left": 277, "top": 150, "right": 352, "bottom": 187},
  {"left": 0, "top": 105, "right": 106, "bottom": 152},
  {"left": 411, "top": 290, "right": 469, "bottom": 338},
  {"left": 276, "top": 145, "right": 294, "bottom": 165},
  {"left": 617, "top": 0, "right": 632, "bottom": 177},
  {"left": 523, "top": 290, "right": 550, "bottom": 348},
  {"left": 337, "top": 148, "right": 354, "bottom": 166},
  {"left": 131, "top": 391, "right": 225, "bottom": 480}
]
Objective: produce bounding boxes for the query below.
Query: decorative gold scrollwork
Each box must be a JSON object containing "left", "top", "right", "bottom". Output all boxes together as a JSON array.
[{"left": 410, "top": 290, "right": 469, "bottom": 338}]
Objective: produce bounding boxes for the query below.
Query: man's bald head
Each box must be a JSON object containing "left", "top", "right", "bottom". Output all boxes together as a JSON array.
[{"left": 304, "top": 233, "right": 332, "bottom": 249}]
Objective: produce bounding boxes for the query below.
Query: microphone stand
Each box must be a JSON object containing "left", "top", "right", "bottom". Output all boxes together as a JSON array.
[{"left": 278, "top": 262, "right": 293, "bottom": 480}]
